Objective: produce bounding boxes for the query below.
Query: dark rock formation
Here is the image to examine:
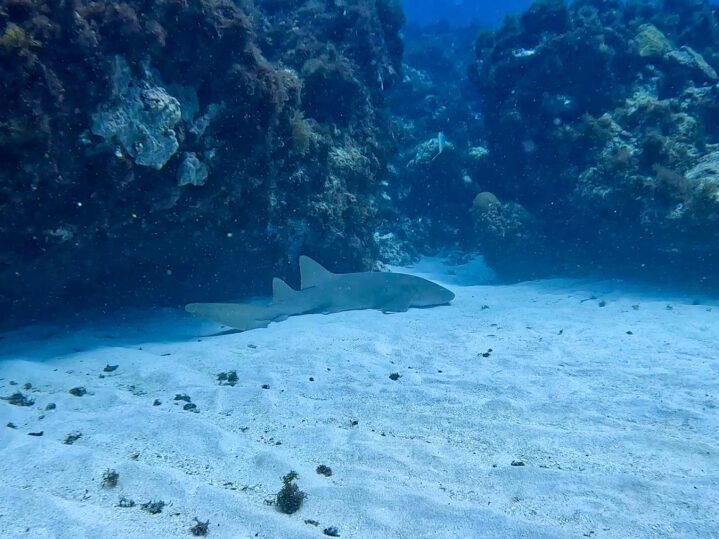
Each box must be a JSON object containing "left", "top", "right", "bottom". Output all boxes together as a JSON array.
[
  {"left": 0, "top": 0, "right": 403, "bottom": 326},
  {"left": 470, "top": 0, "right": 719, "bottom": 285}
]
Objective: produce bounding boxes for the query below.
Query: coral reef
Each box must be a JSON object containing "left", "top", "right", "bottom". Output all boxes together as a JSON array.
[
  {"left": 378, "top": 23, "right": 485, "bottom": 262},
  {"left": 5, "top": 0, "right": 718, "bottom": 323},
  {"left": 0, "top": 0, "right": 403, "bottom": 326},
  {"left": 468, "top": 0, "right": 719, "bottom": 284}
]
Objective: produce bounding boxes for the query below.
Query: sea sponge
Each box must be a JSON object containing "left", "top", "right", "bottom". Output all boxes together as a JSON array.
[
  {"left": 289, "top": 111, "right": 312, "bottom": 155},
  {"left": 634, "top": 24, "right": 673, "bottom": 59},
  {"left": 472, "top": 191, "right": 501, "bottom": 215}
]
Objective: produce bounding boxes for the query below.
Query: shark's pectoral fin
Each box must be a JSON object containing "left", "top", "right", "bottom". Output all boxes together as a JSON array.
[
  {"left": 381, "top": 300, "right": 410, "bottom": 314},
  {"left": 252, "top": 319, "right": 273, "bottom": 329}
]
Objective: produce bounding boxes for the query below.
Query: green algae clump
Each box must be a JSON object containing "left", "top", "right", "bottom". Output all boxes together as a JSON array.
[{"left": 275, "top": 471, "right": 306, "bottom": 514}]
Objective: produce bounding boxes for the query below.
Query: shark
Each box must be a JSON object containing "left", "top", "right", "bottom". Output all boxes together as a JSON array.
[{"left": 185, "top": 256, "right": 455, "bottom": 331}]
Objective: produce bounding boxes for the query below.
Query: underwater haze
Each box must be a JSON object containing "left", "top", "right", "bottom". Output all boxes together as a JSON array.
[
  {"left": 404, "top": 0, "right": 534, "bottom": 27},
  {"left": 1, "top": 1, "right": 719, "bottom": 538}
]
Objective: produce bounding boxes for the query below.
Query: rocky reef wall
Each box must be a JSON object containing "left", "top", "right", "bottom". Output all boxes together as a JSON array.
[
  {"left": 469, "top": 0, "right": 719, "bottom": 284},
  {"left": 376, "top": 23, "right": 486, "bottom": 263},
  {"left": 0, "top": 0, "right": 403, "bottom": 326}
]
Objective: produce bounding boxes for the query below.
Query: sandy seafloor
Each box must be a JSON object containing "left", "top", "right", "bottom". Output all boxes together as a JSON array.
[{"left": 1, "top": 258, "right": 717, "bottom": 539}]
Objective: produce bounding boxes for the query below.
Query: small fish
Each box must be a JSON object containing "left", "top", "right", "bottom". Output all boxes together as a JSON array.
[{"left": 432, "top": 131, "right": 446, "bottom": 161}]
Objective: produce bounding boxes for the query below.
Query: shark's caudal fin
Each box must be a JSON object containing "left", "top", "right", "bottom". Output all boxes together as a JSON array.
[
  {"left": 299, "top": 255, "right": 333, "bottom": 289},
  {"left": 185, "top": 303, "right": 272, "bottom": 331},
  {"left": 272, "top": 278, "right": 297, "bottom": 303}
]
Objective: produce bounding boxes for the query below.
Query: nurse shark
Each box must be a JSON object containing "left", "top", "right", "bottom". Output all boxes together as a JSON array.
[{"left": 185, "top": 256, "right": 455, "bottom": 331}]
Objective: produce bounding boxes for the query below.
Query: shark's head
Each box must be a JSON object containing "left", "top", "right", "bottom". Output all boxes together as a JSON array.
[{"left": 401, "top": 274, "right": 455, "bottom": 307}]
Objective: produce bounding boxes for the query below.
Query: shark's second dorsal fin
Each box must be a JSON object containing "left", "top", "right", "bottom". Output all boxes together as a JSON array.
[
  {"left": 299, "top": 255, "right": 333, "bottom": 289},
  {"left": 272, "top": 278, "right": 297, "bottom": 303}
]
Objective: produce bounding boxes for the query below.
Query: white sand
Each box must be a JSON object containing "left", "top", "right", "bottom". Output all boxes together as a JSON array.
[{"left": 1, "top": 258, "right": 718, "bottom": 538}]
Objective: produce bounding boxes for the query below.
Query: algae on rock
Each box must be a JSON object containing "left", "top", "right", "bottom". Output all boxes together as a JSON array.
[
  {"left": 665, "top": 46, "right": 718, "bottom": 81},
  {"left": 177, "top": 152, "right": 210, "bottom": 187},
  {"left": 634, "top": 24, "right": 673, "bottom": 59},
  {"left": 686, "top": 150, "right": 719, "bottom": 201},
  {"left": 91, "top": 57, "right": 181, "bottom": 170}
]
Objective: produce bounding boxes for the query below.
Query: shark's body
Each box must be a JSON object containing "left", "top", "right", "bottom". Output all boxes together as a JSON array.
[{"left": 185, "top": 256, "right": 455, "bottom": 331}]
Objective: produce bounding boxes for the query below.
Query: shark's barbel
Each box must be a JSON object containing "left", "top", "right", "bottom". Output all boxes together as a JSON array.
[{"left": 185, "top": 256, "right": 455, "bottom": 331}]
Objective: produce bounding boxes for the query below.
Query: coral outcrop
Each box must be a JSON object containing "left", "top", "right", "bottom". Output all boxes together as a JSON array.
[
  {"left": 469, "top": 0, "right": 719, "bottom": 284},
  {"left": 0, "top": 0, "right": 403, "bottom": 326},
  {"left": 91, "top": 57, "right": 182, "bottom": 170}
]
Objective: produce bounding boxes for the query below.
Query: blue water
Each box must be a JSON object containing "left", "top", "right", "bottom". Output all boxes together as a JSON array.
[
  {"left": 404, "top": 0, "right": 719, "bottom": 27},
  {"left": 404, "top": 0, "right": 534, "bottom": 27}
]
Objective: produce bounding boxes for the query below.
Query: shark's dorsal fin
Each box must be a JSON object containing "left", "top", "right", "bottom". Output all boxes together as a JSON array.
[
  {"left": 272, "top": 278, "right": 296, "bottom": 303},
  {"left": 299, "top": 255, "right": 333, "bottom": 289}
]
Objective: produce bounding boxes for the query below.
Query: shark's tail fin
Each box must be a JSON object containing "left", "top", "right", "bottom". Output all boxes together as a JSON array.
[{"left": 185, "top": 303, "right": 273, "bottom": 331}]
